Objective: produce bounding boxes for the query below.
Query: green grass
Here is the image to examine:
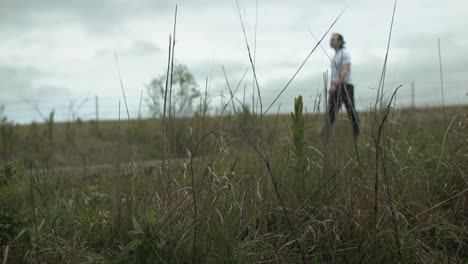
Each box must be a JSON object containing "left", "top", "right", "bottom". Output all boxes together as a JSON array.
[{"left": 0, "top": 105, "right": 467, "bottom": 263}]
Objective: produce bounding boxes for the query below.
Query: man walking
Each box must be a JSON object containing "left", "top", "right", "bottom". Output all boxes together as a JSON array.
[{"left": 324, "top": 33, "right": 360, "bottom": 138}]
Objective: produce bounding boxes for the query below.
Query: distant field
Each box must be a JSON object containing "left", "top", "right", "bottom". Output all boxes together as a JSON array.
[
  {"left": 0, "top": 105, "right": 467, "bottom": 263},
  {"left": 1, "top": 105, "right": 466, "bottom": 167}
]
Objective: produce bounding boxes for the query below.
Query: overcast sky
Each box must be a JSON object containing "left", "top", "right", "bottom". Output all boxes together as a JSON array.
[{"left": 1, "top": 0, "right": 467, "bottom": 122}]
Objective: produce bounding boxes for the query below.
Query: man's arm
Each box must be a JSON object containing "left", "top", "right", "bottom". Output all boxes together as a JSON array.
[
  {"left": 329, "top": 63, "right": 349, "bottom": 95},
  {"left": 339, "top": 63, "right": 350, "bottom": 84},
  {"left": 339, "top": 50, "right": 351, "bottom": 84}
]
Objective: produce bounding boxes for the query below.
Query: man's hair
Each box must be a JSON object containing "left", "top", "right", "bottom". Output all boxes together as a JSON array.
[{"left": 333, "top": 33, "right": 346, "bottom": 49}]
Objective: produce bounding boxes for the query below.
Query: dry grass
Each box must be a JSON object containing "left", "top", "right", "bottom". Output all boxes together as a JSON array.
[{"left": 0, "top": 104, "right": 467, "bottom": 263}]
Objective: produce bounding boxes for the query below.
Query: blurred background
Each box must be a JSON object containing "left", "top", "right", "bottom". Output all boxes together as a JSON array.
[{"left": 1, "top": 0, "right": 467, "bottom": 123}]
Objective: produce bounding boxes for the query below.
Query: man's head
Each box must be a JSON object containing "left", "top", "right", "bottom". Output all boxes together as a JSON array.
[{"left": 330, "top": 33, "right": 345, "bottom": 50}]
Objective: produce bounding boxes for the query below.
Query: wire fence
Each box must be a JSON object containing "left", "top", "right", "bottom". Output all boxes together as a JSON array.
[{"left": 1, "top": 81, "right": 466, "bottom": 124}]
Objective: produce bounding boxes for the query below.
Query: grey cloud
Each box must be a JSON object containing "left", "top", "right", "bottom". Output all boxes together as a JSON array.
[
  {"left": 0, "top": 65, "right": 40, "bottom": 95},
  {"left": 28, "top": 84, "right": 71, "bottom": 104},
  {"left": 95, "top": 40, "right": 161, "bottom": 59},
  {"left": 0, "top": 0, "right": 342, "bottom": 34},
  {"left": 1, "top": 0, "right": 172, "bottom": 34},
  {"left": 0, "top": 65, "right": 70, "bottom": 103},
  {"left": 130, "top": 40, "right": 161, "bottom": 56},
  {"left": 1, "top": 0, "right": 226, "bottom": 32}
]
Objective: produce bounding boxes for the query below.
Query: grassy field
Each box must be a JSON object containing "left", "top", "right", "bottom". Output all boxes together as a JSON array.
[{"left": 0, "top": 103, "right": 467, "bottom": 263}]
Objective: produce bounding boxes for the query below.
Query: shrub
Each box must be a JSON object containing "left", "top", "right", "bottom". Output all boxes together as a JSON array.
[{"left": 291, "top": 95, "right": 306, "bottom": 174}]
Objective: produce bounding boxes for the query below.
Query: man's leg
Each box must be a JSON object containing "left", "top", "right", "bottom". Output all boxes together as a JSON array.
[
  {"left": 324, "top": 86, "right": 342, "bottom": 136},
  {"left": 343, "top": 84, "right": 360, "bottom": 137}
]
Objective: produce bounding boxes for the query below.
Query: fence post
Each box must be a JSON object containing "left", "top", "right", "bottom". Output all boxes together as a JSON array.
[{"left": 95, "top": 95, "right": 99, "bottom": 130}]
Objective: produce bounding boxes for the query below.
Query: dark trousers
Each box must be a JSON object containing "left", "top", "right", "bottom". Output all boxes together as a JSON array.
[{"left": 327, "top": 83, "right": 360, "bottom": 137}]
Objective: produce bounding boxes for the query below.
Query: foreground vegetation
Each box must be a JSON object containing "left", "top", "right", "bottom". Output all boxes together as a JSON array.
[{"left": 0, "top": 104, "right": 467, "bottom": 263}]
